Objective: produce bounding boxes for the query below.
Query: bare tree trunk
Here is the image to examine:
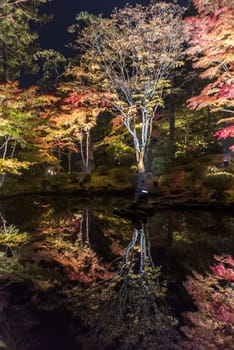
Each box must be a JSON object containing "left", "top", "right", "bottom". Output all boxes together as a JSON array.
[
  {"left": 169, "top": 107, "right": 175, "bottom": 159},
  {"left": 57, "top": 145, "right": 61, "bottom": 173},
  {"left": 83, "top": 207, "right": 90, "bottom": 246},
  {"left": 68, "top": 149, "right": 72, "bottom": 173},
  {"left": 80, "top": 129, "right": 94, "bottom": 173},
  {"left": 80, "top": 130, "right": 89, "bottom": 173},
  {"left": 136, "top": 150, "right": 145, "bottom": 174},
  {"left": 85, "top": 131, "right": 89, "bottom": 172},
  {"left": 0, "top": 136, "right": 10, "bottom": 187}
]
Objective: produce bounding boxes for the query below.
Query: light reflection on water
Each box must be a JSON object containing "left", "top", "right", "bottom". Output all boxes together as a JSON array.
[
  {"left": 0, "top": 195, "right": 233, "bottom": 349},
  {"left": 1, "top": 194, "right": 234, "bottom": 276}
]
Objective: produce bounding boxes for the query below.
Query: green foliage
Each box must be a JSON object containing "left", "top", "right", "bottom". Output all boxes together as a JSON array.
[
  {"left": 34, "top": 49, "right": 67, "bottom": 91},
  {"left": 96, "top": 165, "right": 109, "bottom": 176},
  {"left": 151, "top": 140, "right": 174, "bottom": 176},
  {"left": 0, "top": 0, "right": 50, "bottom": 82},
  {"left": 0, "top": 158, "right": 31, "bottom": 175},
  {"left": 0, "top": 214, "right": 113, "bottom": 290},
  {"left": 110, "top": 167, "right": 132, "bottom": 183},
  {"left": 0, "top": 226, "right": 30, "bottom": 247},
  {"left": 174, "top": 106, "right": 220, "bottom": 158},
  {"left": 106, "top": 135, "right": 134, "bottom": 167}
]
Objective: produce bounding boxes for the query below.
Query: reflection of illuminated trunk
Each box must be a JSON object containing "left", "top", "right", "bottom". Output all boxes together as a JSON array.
[
  {"left": 124, "top": 222, "right": 153, "bottom": 274},
  {"left": 0, "top": 208, "right": 7, "bottom": 233},
  {"left": 81, "top": 219, "right": 178, "bottom": 349},
  {"left": 80, "top": 207, "right": 90, "bottom": 246}
]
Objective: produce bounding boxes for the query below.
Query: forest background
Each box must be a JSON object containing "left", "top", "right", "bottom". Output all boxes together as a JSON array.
[{"left": 0, "top": 0, "right": 233, "bottom": 203}]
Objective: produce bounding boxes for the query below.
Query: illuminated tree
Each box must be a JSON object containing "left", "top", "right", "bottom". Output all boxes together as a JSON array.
[
  {"left": 0, "top": 81, "right": 57, "bottom": 186},
  {"left": 46, "top": 85, "right": 111, "bottom": 173},
  {"left": 68, "top": 220, "right": 180, "bottom": 349},
  {"left": 71, "top": 2, "right": 184, "bottom": 174},
  {"left": 184, "top": 0, "right": 234, "bottom": 150}
]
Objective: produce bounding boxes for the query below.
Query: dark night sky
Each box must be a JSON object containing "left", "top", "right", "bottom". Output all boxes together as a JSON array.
[{"left": 38, "top": 0, "right": 189, "bottom": 56}]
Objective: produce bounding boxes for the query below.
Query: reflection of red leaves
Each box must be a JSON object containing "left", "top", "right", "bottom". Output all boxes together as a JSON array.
[
  {"left": 211, "top": 262, "right": 234, "bottom": 281},
  {"left": 34, "top": 244, "right": 114, "bottom": 285},
  {"left": 61, "top": 247, "right": 114, "bottom": 284},
  {"left": 211, "top": 302, "right": 233, "bottom": 322},
  {"left": 180, "top": 255, "right": 234, "bottom": 349}
]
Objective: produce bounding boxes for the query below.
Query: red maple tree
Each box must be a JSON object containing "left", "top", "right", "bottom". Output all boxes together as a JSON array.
[
  {"left": 46, "top": 87, "right": 111, "bottom": 173},
  {"left": 184, "top": 0, "right": 234, "bottom": 150}
]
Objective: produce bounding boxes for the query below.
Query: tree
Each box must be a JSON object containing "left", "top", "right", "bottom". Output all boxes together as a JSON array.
[
  {"left": 184, "top": 0, "right": 234, "bottom": 150},
  {"left": 69, "top": 220, "right": 180, "bottom": 350},
  {"left": 180, "top": 255, "right": 234, "bottom": 349},
  {"left": 0, "top": 0, "right": 51, "bottom": 82},
  {"left": 0, "top": 80, "right": 57, "bottom": 186},
  {"left": 0, "top": 0, "right": 66, "bottom": 90},
  {"left": 44, "top": 85, "right": 111, "bottom": 173},
  {"left": 71, "top": 2, "right": 184, "bottom": 175}
]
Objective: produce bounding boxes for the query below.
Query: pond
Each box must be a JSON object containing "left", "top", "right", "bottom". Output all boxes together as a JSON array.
[{"left": 0, "top": 195, "right": 233, "bottom": 350}]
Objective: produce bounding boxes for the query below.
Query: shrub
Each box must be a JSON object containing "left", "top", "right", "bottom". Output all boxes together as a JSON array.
[
  {"left": 111, "top": 167, "right": 131, "bottom": 183},
  {"left": 151, "top": 140, "right": 174, "bottom": 176},
  {"left": 203, "top": 172, "right": 234, "bottom": 191},
  {"left": 152, "top": 156, "right": 170, "bottom": 176},
  {"left": 96, "top": 165, "right": 109, "bottom": 176},
  {"left": 79, "top": 173, "right": 92, "bottom": 185}
]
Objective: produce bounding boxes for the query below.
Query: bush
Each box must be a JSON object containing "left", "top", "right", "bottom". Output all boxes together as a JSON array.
[
  {"left": 151, "top": 156, "right": 170, "bottom": 176},
  {"left": 96, "top": 165, "right": 109, "bottom": 176},
  {"left": 158, "top": 174, "right": 170, "bottom": 186},
  {"left": 79, "top": 173, "right": 92, "bottom": 185},
  {"left": 203, "top": 172, "right": 234, "bottom": 191},
  {"left": 151, "top": 140, "right": 174, "bottom": 176},
  {"left": 111, "top": 167, "right": 131, "bottom": 183}
]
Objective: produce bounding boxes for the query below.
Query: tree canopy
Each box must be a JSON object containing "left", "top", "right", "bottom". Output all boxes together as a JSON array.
[
  {"left": 184, "top": 0, "right": 234, "bottom": 149},
  {"left": 71, "top": 2, "right": 184, "bottom": 173}
]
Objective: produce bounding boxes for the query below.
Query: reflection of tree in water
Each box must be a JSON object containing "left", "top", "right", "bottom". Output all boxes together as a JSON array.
[
  {"left": 69, "top": 219, "right": 180, "bottom": 350},
  {"left": 0, "top": 206, "right": 113, "bottom": 350},
  {"left": 31, "top": 206, "right": 113, "bottom": 285},
  {"left": 0, "top": 204, "right": 114, "bottom": 288},
  {"left": 0, "top": 205, "right": 7, "bottom": 233}
]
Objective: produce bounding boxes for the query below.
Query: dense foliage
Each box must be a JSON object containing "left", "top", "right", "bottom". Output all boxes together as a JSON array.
[
  {"left": 180, "top": 255, "right": 234, "bottom": 350},
  {"left": 184, "top": 0, "right": 234, "bottom": 150},
  {"left": 72, "top": 2, "right": 184, "bottom": 173},
  {"left": 0, "top": 0, "right": 232, "bottom": 190}
]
